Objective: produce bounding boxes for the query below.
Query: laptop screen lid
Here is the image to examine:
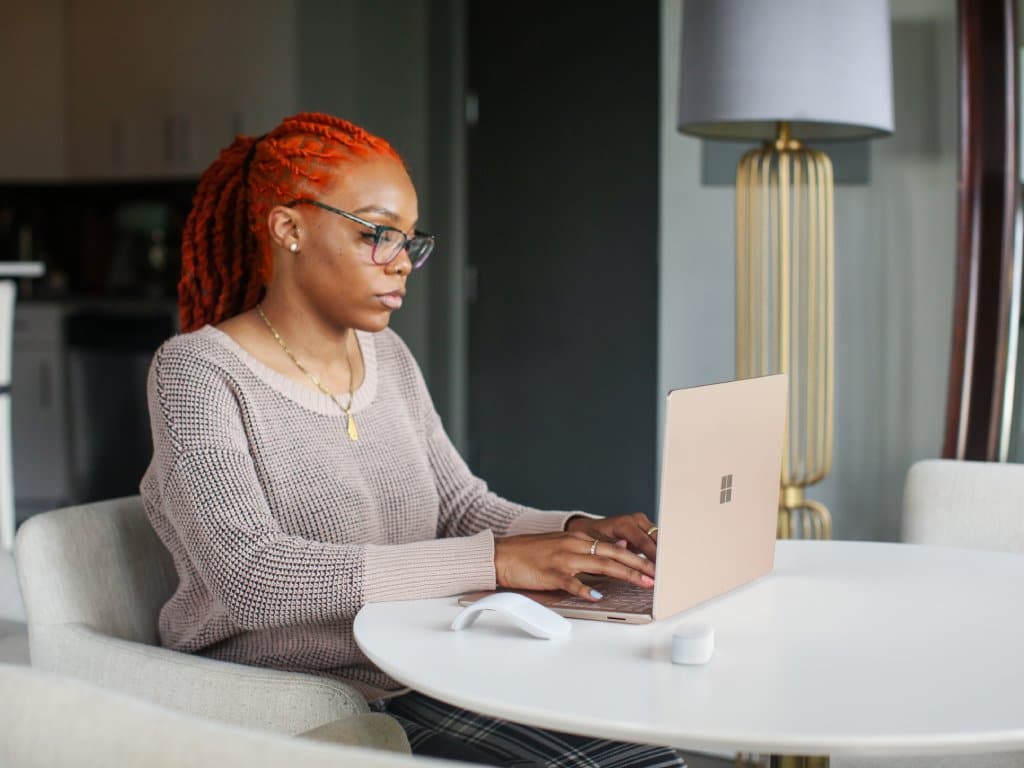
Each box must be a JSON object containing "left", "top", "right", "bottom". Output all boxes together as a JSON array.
[
  {"left": 457, "top": 374, "right": 787, "bottom": 623},
  {"left": 651, "top": 373, "right": 787, "bottom": 620}
]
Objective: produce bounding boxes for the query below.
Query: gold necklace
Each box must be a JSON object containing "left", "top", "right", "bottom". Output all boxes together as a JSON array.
[{"left": 256, "top": 304, "right": 359, "bottom": 441}]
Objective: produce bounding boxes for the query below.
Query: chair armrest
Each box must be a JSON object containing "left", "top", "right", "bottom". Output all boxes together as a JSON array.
[
  {"left": 29, "top": 624, "right": 375, "bottom": 737},
  {"left": 1, "top": 664, "right": 453, "bottom": 767},
  {"left": 298, "top": 713, "right": 411, "bottom": 754}
]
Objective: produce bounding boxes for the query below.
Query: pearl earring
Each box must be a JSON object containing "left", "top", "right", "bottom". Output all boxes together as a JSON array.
[{"left": 289, "top": 242, "right": 299, "bottom": 253}]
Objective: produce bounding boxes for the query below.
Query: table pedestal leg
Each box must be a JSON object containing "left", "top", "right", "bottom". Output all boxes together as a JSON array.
[{"left": 770, "top": 756, "right": 828, "bottom": 768}]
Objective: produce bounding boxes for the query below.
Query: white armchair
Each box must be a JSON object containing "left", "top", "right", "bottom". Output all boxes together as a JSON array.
[
  {"left": 0, "top": 663, "right": 453, "bottom": 768},
  {"left": 902, "top": 459, "right": 1024, "bottom": 553},
  {"left": 14, "top": 496, "right": 408, "bottom": 751}
]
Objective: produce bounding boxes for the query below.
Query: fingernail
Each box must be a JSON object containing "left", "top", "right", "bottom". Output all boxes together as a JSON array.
[
  {"left": 615, "top": 539, "right": 628, "bottom": 548},
  {"left": 590, "top": 589, "right": 603, "bottom": 600},
  {"left": 641, "top": 575, "right": 654, "bottom": 587}
]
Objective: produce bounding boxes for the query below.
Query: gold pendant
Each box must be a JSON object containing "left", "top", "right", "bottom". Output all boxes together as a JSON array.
[{"left": 347, "top": 413, "right": 359, "bottom": 441}]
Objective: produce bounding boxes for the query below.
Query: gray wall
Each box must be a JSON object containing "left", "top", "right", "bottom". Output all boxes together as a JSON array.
[
  {"left": 462, "top": 0, "right": 659, "bottom": 518},
  {"left": 660, "top": 0, "right": 958, "bottom": 541},
  {"left": 297, "top": 0, "right": 433, "bottom": 385},
  {"left": 297, "top": 0, "right": 468, "bottom": 448}
]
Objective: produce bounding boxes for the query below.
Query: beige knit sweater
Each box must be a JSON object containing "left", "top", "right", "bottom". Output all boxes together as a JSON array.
[{"left": 141, "top": 325, "right": 579, "bottom": 700}]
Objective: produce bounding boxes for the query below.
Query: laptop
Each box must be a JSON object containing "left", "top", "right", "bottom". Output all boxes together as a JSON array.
[{"left": 459, "top": 374, "right": 788, "bottom": 624}]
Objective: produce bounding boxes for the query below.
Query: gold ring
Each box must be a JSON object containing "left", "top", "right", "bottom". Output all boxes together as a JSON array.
[
  {"left": 589, "top": 539, "right": 599, "bottom": 556},
  {"left": 646, "top": 525, "right": 659, "bottom": 537}
]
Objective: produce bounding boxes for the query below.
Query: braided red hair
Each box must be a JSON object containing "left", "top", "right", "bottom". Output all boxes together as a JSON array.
[{"left": 178, "top": 113, "right": 403, "bottom": 331}]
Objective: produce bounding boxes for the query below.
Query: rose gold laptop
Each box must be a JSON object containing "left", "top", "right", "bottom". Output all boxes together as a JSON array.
[{"left": 459, "top": 374, "right": 788, "bottom": 624}]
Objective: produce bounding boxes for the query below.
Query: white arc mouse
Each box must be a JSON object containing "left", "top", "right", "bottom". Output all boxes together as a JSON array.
[{"left": 451, "top": 593, "right": 572, "bottom": 639}]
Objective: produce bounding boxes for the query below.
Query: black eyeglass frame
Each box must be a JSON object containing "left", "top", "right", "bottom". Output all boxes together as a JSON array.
[{"left": 284, "top": 198, "right": 435, "bottom": 270}]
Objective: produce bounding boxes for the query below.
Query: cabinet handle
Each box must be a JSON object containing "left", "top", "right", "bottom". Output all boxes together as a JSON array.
[
  {"left": 39, "top": 361, "right": 51, "bottom": 410},
  {"left": 163, "top": 116, "right": 175, "bottom": 167}
]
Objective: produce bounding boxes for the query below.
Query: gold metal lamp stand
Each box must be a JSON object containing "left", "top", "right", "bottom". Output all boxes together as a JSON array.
[{"left": 736, "top": 121, "right": 834, "bottom": 543}]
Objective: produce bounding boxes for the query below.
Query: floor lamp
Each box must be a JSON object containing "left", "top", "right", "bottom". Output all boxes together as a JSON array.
[{"left": 677, "top": 0, "right": 893, "bottom": 541}]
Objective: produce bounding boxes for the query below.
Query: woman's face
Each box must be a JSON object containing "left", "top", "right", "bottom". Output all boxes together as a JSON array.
[{"left": 274, "top": 155, "right": 419, "bottom": 333}]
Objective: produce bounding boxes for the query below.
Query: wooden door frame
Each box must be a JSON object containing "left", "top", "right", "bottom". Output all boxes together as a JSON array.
[{"left": 943, "top": 0, "right": 1019, "bottom": 460}]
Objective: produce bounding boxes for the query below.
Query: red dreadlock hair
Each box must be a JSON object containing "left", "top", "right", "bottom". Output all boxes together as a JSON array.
[{"left": 178, "top": 112, "right": 403, "bottom": 332}]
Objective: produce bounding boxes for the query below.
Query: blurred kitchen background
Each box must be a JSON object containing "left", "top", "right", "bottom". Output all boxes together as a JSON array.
[
  {"left": 2, "top": 0, "right": 665, "bottom": 527},
  {"left": 1, "top": 0, "right": 467, "bottom": 522},
  {"left": 2, "top": 0, "right": 1018, "bottom": 541}
]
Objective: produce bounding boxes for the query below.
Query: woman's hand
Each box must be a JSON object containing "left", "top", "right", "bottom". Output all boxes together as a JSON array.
[
  {"left": 493, "top": 531, "right": 656, "bottom": 601},
  {"left": 565, "top": 512, "right": 659, "bottom": 562}
]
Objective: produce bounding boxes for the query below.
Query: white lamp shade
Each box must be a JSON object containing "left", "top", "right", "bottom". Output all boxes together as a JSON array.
[{"left": 677, "top": 0, "right": 894, "bottom": 141}]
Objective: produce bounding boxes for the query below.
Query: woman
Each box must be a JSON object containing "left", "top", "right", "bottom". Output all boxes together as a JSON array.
[{"left": 142, "top": 112, "right": 682, "bottom": 767}]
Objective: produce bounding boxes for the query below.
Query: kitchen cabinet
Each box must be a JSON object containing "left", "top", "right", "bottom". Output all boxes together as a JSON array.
[
  {"left": 0, "top": 1, "right": 66, "bottom": 180},
  {"left": 11, "top": 304, "right": 71, "bottom": 517},
  {"left": 64, "top": 303, "right": 177, "bottom": 503},
  {"left": 67, "top": 0, "right": 297, "bottom": 180},
  {"left": 11, "top": 300, "right": 177, "bottom": 522},
  {"left": 1, "top": 0, "right": 296, "bottom": 181}
]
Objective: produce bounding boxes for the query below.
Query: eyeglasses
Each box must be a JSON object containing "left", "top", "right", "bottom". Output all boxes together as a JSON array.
[{"left": 284, "top": 199, "right": 435, "bottom": 270}]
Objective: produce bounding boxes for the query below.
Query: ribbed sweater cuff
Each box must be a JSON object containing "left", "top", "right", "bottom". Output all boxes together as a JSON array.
[
  {"left": 363, "top": 530, "right": 497, "bottom": 603},
  {"left": 504, "top": 509, "right": 600, "bottom": 536}
]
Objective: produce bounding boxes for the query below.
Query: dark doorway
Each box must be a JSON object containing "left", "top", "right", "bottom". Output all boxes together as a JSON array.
[{"left": 466, "top": 2, "right": 660, "bottom": 517}]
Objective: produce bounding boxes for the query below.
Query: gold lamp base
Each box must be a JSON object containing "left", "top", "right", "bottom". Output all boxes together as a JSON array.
[
  {"left": 772, "top": 757, "right": 830, "bottom": 768},
  {"left": 779, "top": 486, "right": 832, "bottom": 540},
  {"left": 736, "top": 122, "right": 835, "bottom": 543}
]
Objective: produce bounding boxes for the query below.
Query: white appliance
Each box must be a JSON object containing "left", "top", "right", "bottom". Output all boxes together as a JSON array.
[{"left": 0, "top": 263, "right": 45, "bottom": 550}]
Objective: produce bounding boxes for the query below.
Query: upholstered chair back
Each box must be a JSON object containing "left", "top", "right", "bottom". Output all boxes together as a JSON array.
[
  {"left": 15, "top": 496, "right": 176, "bottom": 646},
  {"left": 902, "top": 459, "right": 1024, "bottom": 553}
]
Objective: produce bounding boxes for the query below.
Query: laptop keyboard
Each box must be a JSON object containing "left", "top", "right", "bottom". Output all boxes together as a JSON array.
[{"left": 550, "top": 582, "right": 654, "bottom": 614}]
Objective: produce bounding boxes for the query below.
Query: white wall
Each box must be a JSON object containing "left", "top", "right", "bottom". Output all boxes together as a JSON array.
[{"left": 660, "top": 0, "right": 958, "bottom": 541}]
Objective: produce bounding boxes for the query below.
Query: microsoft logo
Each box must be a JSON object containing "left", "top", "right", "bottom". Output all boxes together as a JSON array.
[{"left": 720, "top": 474, "right": 734, "bottom": 504}]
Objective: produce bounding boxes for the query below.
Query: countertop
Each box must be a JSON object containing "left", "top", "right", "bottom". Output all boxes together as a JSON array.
[{"left": 0, "top": 262, "right": 45, "bottom": 279}]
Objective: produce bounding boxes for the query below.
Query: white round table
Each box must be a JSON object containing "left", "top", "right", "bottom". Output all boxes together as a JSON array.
[{"left": 354, "top": 540, "right": 1024, "bottom": 758}]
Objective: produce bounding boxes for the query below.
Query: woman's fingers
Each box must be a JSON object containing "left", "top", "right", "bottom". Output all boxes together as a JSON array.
[
  {"left": 495, "top": 531, "right": 658, "bottom": 595},
  {"left": 575, "top": 551, "right": 655, "bottom": 589},
  {"left": 566, "top": 515, "right": 659, "bottom": 561},
  {"left": 579, "top": 539, "right": 655, "bottom": 579},
  {"left": 595, "top": 513, "right": 657, "bottom": 562},
  {"left": 617, "top": 525, "right": 658, "bottom": 562},
  {"left": 562, "top": 576, "right": 605, "bottom": 601},
  {"left": 632, "top": 512, "right": 658, "bottom": 536}
]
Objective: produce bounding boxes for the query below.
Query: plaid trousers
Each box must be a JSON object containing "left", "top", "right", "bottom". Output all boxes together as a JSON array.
[{"left": 377, "top": 690, "right": 687, "bottom": 768}]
